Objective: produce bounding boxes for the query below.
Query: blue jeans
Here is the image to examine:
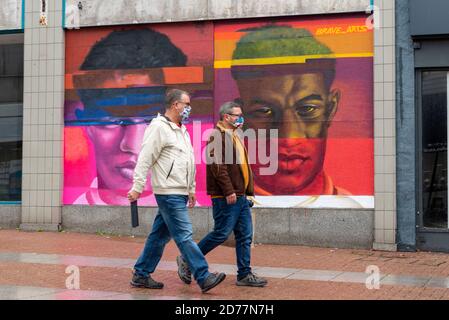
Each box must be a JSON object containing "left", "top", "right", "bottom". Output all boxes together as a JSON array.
[
  {"left": 134, "top": 194, "right": 210, "bottom": 286},
  {"left": 197, "top": 196, "right": 253, "bottom": 279}
]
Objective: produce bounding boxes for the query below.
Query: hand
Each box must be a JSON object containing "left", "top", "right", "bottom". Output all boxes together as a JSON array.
[
  {"left": 127, "top": 190, "right": 141, "bottom": 202},
  {"left": 188, "top": 194, "right": 196, "bottom": 208},
  {"left": 226, "top": 193, "right": 237, "bottom": 205}
]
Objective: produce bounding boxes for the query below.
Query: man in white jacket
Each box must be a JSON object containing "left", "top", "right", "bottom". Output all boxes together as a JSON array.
[{"left": 127, "top": 89, "right": 226, "bottom": 293}]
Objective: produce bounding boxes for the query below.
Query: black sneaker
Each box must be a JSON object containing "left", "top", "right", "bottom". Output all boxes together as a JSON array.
[
  {"left": 176, "top": 255, "right": 192, "bottom": 284},
  {"left": 200, "top": 272, "right": 226, "bottom": 293},
  {"left": 236, "top": 273, "right": 267, "bottom": 287},
  {"left": 130, "top": 272, "right": 164, "bottom": 289}
]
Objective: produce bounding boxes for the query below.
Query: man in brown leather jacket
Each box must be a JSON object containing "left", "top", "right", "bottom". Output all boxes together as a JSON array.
[{"left": 176, "top": 101, "right": 267, "bottom": 287}]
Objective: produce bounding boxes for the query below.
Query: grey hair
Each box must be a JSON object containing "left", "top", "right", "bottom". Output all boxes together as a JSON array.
[
  {"left": 219, "top": 101, "right": 241, "bottom": 120},
  {"left": 165, "top": 88, "right": 190, "bottom": 109}
]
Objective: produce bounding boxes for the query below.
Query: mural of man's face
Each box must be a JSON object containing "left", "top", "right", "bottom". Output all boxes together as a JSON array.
[
  {"left": 87, "top": 122, "right": 147, "bottom": 192},
  {"left": 236, "top": 72, "right": 340, "bottom": 194},
  {"left": 82, "top": 73, "right": 157, "bottom": 194}
]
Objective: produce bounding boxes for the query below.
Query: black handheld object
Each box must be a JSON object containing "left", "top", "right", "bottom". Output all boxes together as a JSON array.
[{"left": 131, "top": 200, "right": 139, "bottom": 228}]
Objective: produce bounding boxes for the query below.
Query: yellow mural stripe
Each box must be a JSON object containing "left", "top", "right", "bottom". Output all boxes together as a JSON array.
[{"left": 214, "top": 52, "right": 374, "bottom": 69}]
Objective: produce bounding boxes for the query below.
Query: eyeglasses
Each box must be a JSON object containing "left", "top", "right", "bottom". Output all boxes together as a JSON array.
[
  {"left": 176, "top": 101, "right": 191, "bottom": 107},
  {"left": 227, "top": 113, "right": 242, "bottom": 117}
]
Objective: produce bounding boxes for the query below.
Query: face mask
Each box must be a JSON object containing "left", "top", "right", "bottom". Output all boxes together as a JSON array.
[
  {"left": 232, "top": 116, "right": 244, "bottom": 128},
  {"left": 179, "top": 105, "right": 192, "bottom": 123}
]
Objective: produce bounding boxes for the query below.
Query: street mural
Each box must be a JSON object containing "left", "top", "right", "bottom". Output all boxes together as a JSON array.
[{"left": 64, "top": 14, "right": 374, "bottom": 208}]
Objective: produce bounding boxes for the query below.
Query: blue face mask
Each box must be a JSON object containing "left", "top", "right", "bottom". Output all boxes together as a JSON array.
[
  {"left": 233, "top": 116, "right": 244, "bottom": 128},
  {"left": 180, "top": 105, "right": 192, "bottom": 123}
]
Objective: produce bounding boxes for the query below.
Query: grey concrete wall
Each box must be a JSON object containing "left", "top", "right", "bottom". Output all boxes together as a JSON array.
[
  {"left": 395, "top": 0, "right": 416, "bottom": 251},
  {"left": 254, "top": 208, "right": 374, "bottom": 249},
  {"left": 0, "top": 0, "right": 22, "bottom": 31},
  {"left": 62, "top": 206, "right": 374, "bottom": 248},
  {"left": 0, "top": 206, "right": 21, "bottom": 229},
  {"left": 62, "top": 206, "right": 214, "bottom": 239},
  {"left": 65, "top": 0, "right": 370, "bottom": 28}
]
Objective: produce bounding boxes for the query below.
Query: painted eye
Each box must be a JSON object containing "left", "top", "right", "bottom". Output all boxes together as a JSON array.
[
  {"left": 254, "top": 107, "right": 273, "bottom": 116},
  {"left": 99, "top": 119, "right": 122, "bottom": 129},
  {"left": 303, "top": 105, "right": 317, "bottom": 112},
  {"left": 103, "top": 124, "right": 119, "bottom": 129},
  {"left": 296, "top": 104, "right": 320, "bottom": 118}
]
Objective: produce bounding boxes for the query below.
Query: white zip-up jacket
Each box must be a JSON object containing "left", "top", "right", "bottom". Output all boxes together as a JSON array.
[{"left": 131, "top": 114, "right": 196, "bottom": 195}]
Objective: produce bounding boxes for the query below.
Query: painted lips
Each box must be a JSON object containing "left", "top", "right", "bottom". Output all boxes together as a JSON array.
[
  {"left": 278, "top": 154, "right": 308, "bottom": 173},
  {"left": 117, "top": 161, "right": 137, "bottom": 180}
]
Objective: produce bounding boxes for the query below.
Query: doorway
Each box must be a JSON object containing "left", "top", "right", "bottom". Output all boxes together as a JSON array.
[{"left": 417, "top": 70, "right": 449, "bottom": 251}]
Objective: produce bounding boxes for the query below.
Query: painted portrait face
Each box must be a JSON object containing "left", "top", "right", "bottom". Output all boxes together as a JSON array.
[
  {"left": 65, "top": 26, "right": 217, "bottom": 205},
  {"left": 80, "top": 72, "right": 159, "bottom": 194},
  {"left": 86, "top": 121, "right": 148, "bottom": 192},
  {"left": 237, "top": 72, "right": 340, "bottom": 194}
]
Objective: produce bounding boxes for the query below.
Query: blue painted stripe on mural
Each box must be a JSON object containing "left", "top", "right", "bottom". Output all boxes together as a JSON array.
[
  {"left": 76, "top": 87, "right": 166, "bottom": 109},
  {"left": 65, "top": 116, "right": 157, "bottom": 126},
  {"left": 89, "top": 94, "right": 165, "bottom": 107},
  {"left": 65, "top": 121, "right": 143, "bottom": 127},
  {"left": 21, "top": 0, "right": 25, "bottom": 29},
  {"left": 74, "top": 104, "right": 165, "bottom": 121},
  {"left": 65, "top": 121, "right": 145, "bottom": 127},
  {"left": 65, "top": 115, "right": 213, "bottom": 127},
  {"left": 370, "top": 0, "right": 374, "bottom": 8}
]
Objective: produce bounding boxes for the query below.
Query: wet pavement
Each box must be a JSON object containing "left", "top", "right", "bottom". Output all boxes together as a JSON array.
[
  {"left": 0, "top": 285, "right": 199, "bottom": 300},
  {"left": 2, "top": 229, "right": 449, "bottom": 299}
]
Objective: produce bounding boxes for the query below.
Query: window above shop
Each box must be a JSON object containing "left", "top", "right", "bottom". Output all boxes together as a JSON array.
[{"left": 410, "top": 0, "right": 449, "bottom": 37}]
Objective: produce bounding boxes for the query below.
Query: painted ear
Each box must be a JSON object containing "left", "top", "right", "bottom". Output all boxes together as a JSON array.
[{"left": 327, "top": 89, "right": 341, "bottom": 125}]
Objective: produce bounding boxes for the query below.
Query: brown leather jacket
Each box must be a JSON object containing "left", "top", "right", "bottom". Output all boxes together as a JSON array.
[{"left": 206, "top": 122, "right": 255, "bottom": 197}]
